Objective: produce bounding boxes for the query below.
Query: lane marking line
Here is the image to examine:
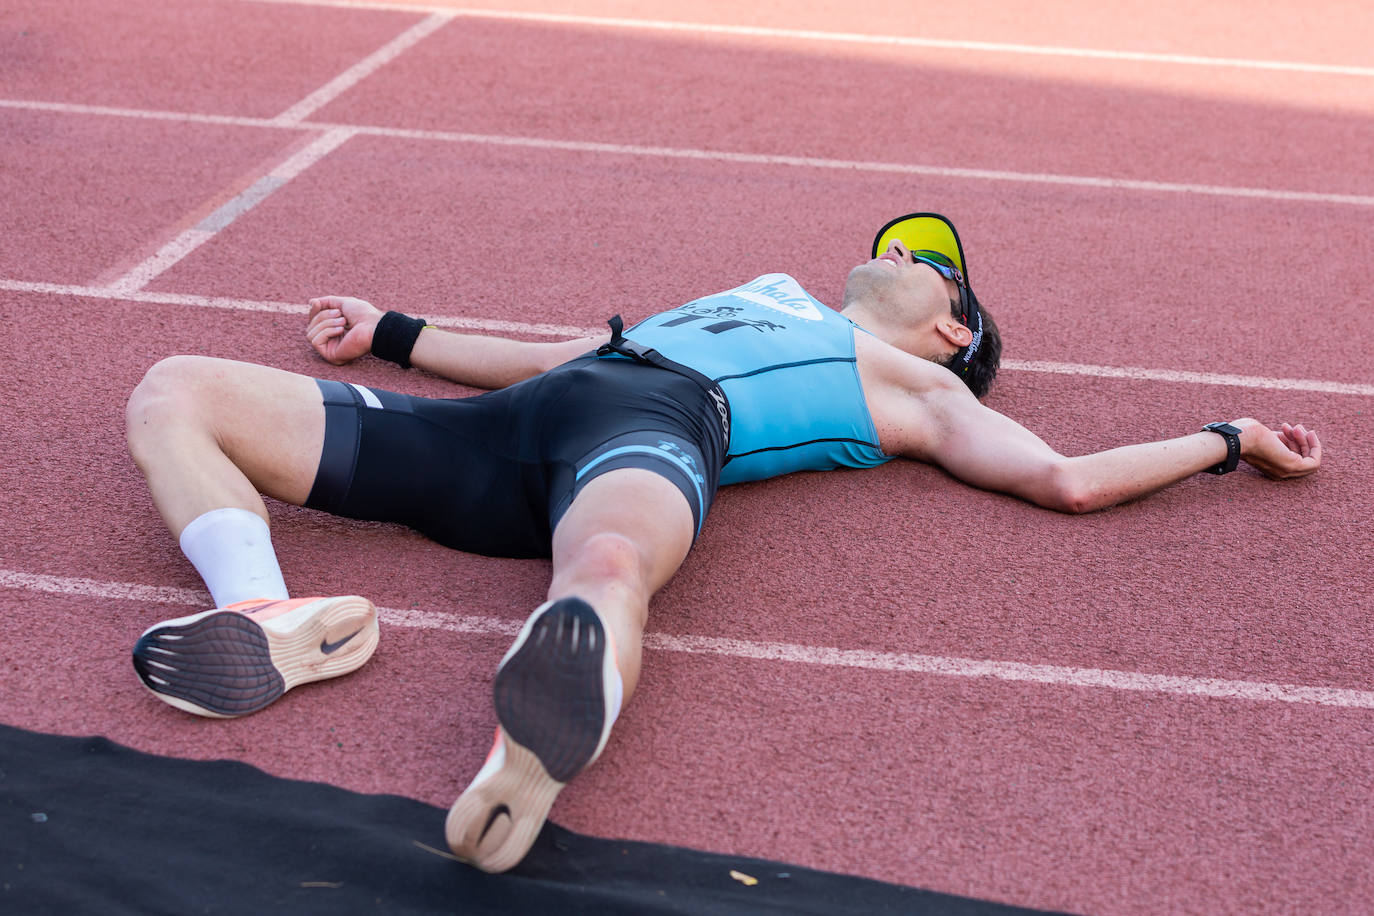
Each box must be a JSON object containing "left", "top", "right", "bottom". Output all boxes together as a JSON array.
[
  {"left": 2, "top": 278, "right": 1371, "bottom": 396},
  {"left": 0, "top": 279, "right": 594, "bottom": 336},
  {"left": 4, "top": 98, "right": 1373, "bottom": 208},
  {"left": 0, "top": 99, "right": 304, "bottom": 129},
  {"left": 5, "top": 567, "right": 1372, "bottom": 710},
  {"left": 1004, "top": 359, "right": 1374, "bottom": 397},
  {"left": 244, "top": 0, "right": 1374, "bottom": 78},
  {"left": 303, "top": 122, "right": 1374, "bottom": 208},
  {"left": 106, "top": 128, "right": 357, "bottom": 295},
  {"left": 646, "top": 633, "right": 1374, "bottom": 710},
  {"left": 272, "top": 12, "right": 452, "bottom": 124}
]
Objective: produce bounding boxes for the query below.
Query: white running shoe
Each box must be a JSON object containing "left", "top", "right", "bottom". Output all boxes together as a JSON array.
[
  {"left": 132, "top": 596, "right": 379, "bottom": 718},
  {"left": 445, "top": 596, "right": 622, "bottom": 873}
]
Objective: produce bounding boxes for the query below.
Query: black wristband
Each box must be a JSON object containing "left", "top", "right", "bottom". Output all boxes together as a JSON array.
[
  {"left": 371, "top": 311, "right": 428, "bottom": 368},
  {"left": 1201, "top": 422, "right": 1242, "bottom": 475}
]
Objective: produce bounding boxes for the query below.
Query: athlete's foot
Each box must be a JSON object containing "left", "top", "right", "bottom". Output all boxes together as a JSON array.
[
  {"left": 131, "top": 596, "right": 379, "bottom": 718},
  {"left": 446, "top": 596, "right": 622, "bottom": 873}
]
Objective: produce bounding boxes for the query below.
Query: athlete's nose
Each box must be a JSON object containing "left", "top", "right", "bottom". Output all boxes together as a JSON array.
[{"left": 885, "top": 239, "right": 910, "bottom": 262}]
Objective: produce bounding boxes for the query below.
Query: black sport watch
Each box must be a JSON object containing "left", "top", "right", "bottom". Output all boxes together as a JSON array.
[{"left": 1201, "top": 422, "right": 1243, "bottom": 475}]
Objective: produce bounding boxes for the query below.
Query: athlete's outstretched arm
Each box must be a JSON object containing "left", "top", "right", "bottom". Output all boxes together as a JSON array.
[
  {"left": 305, "top": 296, "right": 608, "bottom": 389},
  {"left": 910, "top": 383, "right": 1322, "bottom": 513}
]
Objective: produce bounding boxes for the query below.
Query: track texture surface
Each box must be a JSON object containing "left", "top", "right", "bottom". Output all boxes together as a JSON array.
[{"left": 2, "top": 1, "right": 1371, "bottom": 913}]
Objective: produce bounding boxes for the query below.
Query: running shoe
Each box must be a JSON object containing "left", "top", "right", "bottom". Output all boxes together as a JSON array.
[
  {"left": 445, "top": 596, "right": 621, "bottom": 873},
  {"left": 132, "top": 595, "right": 379, "bottom": 718}
]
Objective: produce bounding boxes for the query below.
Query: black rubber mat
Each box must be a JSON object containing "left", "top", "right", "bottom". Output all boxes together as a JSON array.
[{"left": 0, "top": 724, "right": 1070, "bottom": 915}]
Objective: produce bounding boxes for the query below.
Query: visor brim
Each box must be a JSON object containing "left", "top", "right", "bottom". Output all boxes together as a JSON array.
[{"left": 870, "top": 212, "right": 968, "bottom": 281}]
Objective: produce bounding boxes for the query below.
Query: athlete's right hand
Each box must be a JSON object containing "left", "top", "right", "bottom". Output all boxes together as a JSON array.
[
  {"left": 306, "top": 296, "right": 383, "bottom": 365},
  {"left": 1234, "top": 417, "right": 1323, "bottom": 479}
]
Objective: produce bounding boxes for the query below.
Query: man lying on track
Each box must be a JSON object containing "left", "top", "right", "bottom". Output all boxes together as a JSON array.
[{"left": 125, "top": 212, "right": 1322, "bottom": 873}]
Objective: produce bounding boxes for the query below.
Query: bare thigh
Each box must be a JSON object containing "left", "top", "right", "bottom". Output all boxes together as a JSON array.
[
  {"left": 545, "top": 468, "right": 697, "bottom": 697},
  {"left": 548, "top": 468, "right": 695, "bottom": 602},
  {"left": 128, "top": 355, "right": 327, "bottom": 507}
]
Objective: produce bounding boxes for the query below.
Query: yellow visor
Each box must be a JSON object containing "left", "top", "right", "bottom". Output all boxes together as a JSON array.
[{"left": 870, "top": 212, "right": 968, "bottom": 279}]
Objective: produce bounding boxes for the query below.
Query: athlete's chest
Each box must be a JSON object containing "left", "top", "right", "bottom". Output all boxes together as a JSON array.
[{"left": 632, "top": 275, "right": 854, "bottom": 372}]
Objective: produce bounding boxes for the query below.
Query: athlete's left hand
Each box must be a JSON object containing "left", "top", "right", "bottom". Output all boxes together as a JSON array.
[
  {"left": 306, "top": 296, "right": 383, "bottom": 365},
  {"left": 1235, "top": 418, "right": 1323, "bottom": 479}
]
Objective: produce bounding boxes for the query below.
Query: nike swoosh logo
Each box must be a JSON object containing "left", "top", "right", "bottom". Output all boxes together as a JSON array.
[
  {"left": 479, "top": 804, "right": 512, "bottom": 844},
  {"left": 320, "top": 629, "right": 363, "bottom": 654}
]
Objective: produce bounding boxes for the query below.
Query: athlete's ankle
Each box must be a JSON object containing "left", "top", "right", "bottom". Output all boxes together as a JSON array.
[{"left": 179, "top": 507, "right": 289, "bottom": 608}]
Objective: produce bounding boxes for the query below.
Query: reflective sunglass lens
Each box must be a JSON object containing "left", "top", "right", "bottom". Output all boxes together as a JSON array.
[
  {"left": 912, "top": 250, "right": 953, "bottom": 267},
  {"left": 912, "top": 255, "right": 962, "bottom": 284}
]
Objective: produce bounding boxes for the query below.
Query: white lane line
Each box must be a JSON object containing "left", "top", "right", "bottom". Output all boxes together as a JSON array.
[
  {"left": 0, "top": 98, "right": 303, "bottom": 128},
  {"left": 1002, "top": 359, "right": 1374, "bottom": 398},
  {"left": 303, "top": 123, "right": 1374, "bottom": 208},
  {"left": 3, "top": 278, "right": 1372, "bottom": 396},
  {"left": 0, "top": 570, "right": 210, "bottom": 606},
  {"left": 5, "top": 567, "right": 1373, "bottom": 709},
  {"left": 5, "top": 98, "right": 1374, "bottom": 208},
  {"left": 647, "top": 633, "right": 1374, "bottom": 710},
  {"left": 105, "top": 230, "right": 216, "bottom": 297},
  {"left": 273, "top": 12, "right": 452, "bottom": 124},
  {"left": 245, "top": 0, "right": 1374, "bottom": 78},
  {"left": 106, "top": 128, "right": 357, "bottom": 295},
  {"left": 0, "top": 280, "right": 596, "bottom": 337}
]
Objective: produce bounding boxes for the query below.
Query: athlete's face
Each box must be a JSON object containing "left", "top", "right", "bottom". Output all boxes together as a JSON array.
[{"left": 846, "top": 239, "right": 960, "bottom": 322}]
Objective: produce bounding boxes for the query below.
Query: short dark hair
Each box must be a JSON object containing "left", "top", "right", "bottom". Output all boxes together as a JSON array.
[{"left": 937, "top": 298, "right": 1000, "bottom": 399}]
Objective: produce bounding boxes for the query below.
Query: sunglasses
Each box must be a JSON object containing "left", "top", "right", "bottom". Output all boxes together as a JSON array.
[
  {"left": 910, "top": 251, "right": 965, "bottom": 287},
  {"left": 907, "top": 250, "right": 974, "bottom": 329}
]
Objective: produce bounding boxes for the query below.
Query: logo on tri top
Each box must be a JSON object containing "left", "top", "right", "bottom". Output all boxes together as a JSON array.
[
  {"left": 707, "top": 387, "right": 730, "bottom": 442},
  {"left": 729, "top": 274, "right": 823, "bottom": 321}
]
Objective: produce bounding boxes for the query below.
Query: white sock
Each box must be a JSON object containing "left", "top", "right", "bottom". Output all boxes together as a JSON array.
[
  {"left": 605, "top": 662, "right": 624, "bottom": 728},
  {"left": 179, "top": 508, "right": 290, "bottom": 608}
]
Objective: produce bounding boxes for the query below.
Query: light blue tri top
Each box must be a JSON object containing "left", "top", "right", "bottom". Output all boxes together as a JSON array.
[{"left": 622, "top": 274, "right": 893, "bottom": 486}]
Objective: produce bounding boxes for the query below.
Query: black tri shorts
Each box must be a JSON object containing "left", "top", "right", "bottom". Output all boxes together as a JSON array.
[{"left": 303, "top": 355, "right": 728, "bottom": 559}]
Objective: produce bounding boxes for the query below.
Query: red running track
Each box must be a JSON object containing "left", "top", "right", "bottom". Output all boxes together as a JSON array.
[{"left": 2, "top": 1, "right": 1372, "bottom": 913}]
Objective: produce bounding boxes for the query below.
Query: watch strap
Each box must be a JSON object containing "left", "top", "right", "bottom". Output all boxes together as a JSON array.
[{"left": 1201, "top": 422, "right": 1242, "bottom": 475}]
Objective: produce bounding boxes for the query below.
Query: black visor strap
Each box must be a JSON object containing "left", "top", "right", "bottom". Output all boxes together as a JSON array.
[{"left": 951, "top": 286, "right": 983, "bottom": 376}]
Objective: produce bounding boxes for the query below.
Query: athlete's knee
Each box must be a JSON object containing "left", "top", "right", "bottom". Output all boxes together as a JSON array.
[
  {"left": 562, "top": 532, "right": 651, "bottom": 599},
  {"left": 126, "top": 356, "right": 216, "bottom": 456}
]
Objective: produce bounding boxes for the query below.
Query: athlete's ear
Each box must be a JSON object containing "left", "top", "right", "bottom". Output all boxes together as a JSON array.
[{"left": 936, "top": 317, "right": 973, "bottom": 349}]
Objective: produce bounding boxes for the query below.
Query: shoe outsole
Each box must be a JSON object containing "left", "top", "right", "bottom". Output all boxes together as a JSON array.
[
  {"left": 132, "top": 596, "right": 378, "bottom": 718},
  {"left": 493, "top": 597, "right": 607, "bottom": 782},
  {"left": 446, "top": 597, "right": 616, "bottom": 873}
]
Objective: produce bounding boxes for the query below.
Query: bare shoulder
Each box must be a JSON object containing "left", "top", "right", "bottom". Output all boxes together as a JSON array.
[{"left": 853, "top": 332, "right": 972, "bottom": 457}]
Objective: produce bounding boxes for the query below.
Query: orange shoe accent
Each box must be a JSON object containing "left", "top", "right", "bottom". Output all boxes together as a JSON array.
[
  {"left": 446, "top": 597, "right": 622, "bottom": 873},
  {"left": 223, "top": 596, "right": 326, "bottom": 621},
  {"left": 132, "top": 595, "right": 379, "bottom": 718}
]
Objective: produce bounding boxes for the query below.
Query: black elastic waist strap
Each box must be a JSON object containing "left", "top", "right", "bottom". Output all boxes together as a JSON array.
[{"left": 597, "top": 315, "right": 731, "bottom": 448}]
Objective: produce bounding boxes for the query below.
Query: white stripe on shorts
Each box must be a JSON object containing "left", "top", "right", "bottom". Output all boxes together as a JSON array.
[{"left": 349, "top": 383, "right": 383, "bottom": 409}]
